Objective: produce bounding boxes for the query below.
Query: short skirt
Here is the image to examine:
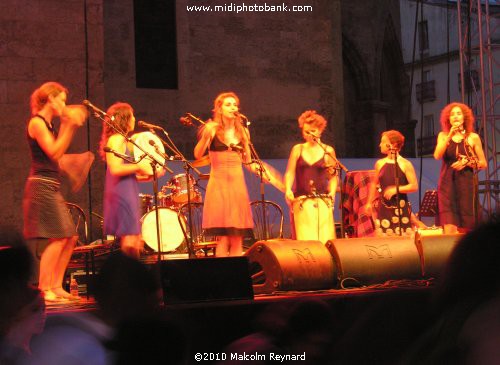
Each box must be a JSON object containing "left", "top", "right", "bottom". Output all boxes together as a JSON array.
[{"left": 23, "top": 177, "right": 76, "bottom": 239}]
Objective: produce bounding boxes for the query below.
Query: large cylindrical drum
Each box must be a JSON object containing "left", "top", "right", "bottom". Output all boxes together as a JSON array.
[
  {"left": 245, "top": 239, "right": 336, "bottom": 294},
  {"left": 292, "top": 195, "right": 335, "bottom": 243}
]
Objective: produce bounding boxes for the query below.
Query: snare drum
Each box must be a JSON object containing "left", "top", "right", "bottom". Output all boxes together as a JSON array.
[
  {"left": 141, "top": 207, "right": 186, "bottom": 252},
  {"left": 168, "top": 173, "right": 202, "bottom": 204},
  {"left": 292, "top": 195, "right": 336, "bottom": 243}
]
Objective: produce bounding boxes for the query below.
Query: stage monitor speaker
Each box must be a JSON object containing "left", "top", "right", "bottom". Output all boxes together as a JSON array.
[
  {"left": 414, "top": 233, "right": 463, "bottom": 278},
  {"left": 326, "top": 236, "right": 422, "bottom": 287},
  {"left": 245, "top": 239, "right": 336, "bottom": 295},
  {"left": 159, "top": 257, "right": 254, "bottom": 304}
]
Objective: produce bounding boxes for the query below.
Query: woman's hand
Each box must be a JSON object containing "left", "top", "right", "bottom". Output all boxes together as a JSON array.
[{"left": 383, "top": 186, "right": 397, "bottom": 200}]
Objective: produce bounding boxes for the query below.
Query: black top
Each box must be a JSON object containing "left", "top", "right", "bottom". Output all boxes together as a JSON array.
[
  {"left": 27, "top": 115, "right": 59, "bottom": 180},
  {"left": 209, "top": 134, "right": 243, "bottom": 152},
  {"left": 294, "top": 145, "right": 329, "bottom": 196}
]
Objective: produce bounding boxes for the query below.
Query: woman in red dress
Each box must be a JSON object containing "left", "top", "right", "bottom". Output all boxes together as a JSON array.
[{"left": 194, "top": 92, "right": 253, "bottom": 256}]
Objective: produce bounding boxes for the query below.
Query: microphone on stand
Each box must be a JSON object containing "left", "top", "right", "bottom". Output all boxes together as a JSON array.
[
  {"left": 103, "top": 146, "right": 135, "bottom": 163},
  {"left": 83, "top": 100, "right": 113, "bottom": 120},
  {"left": 305, "top": 130, "right": 320, "bottom": 139},
  {"left": 235, "top": 112, "right": 251, "bottom": 127},
  {"left": 138, "top": 120, "right": 163, "bottom": 130},
  {"left": 147, "top": 140, "right": 174, "bottom": 173}
]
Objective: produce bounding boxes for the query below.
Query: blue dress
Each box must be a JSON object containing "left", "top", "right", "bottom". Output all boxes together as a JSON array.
[{"left": 103, "top": 147, "right": 140, "bottom": 237}]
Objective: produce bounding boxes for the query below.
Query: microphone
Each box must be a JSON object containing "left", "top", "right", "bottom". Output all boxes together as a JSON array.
[
  {"left": 103, "top": 146, "right": 135, "bottom": 163},
  {"left": 305, "top": 130, "right": 320, "bottom": 139},
  {"left": 83, "top": 100, "right": 113, "bottom": 120},
  {"left": 229, "top": 143, "right": 244, "bottom": 153},
  {"left": 148, "top": 139, "right": 170, "bottom": 160},
  {"left": 179, "top": 116, "right": 191, "bottom": 126},
  {"left": 235, "top": 112, "right": 251, "bottom": 126},
  {"left": 138, "top": 120, "right": 163, "bottom": 130}
]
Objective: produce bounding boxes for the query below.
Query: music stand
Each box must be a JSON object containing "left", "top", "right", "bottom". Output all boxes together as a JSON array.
[{"left": 418, "top": 190, "right": 438, "bottom": 217}]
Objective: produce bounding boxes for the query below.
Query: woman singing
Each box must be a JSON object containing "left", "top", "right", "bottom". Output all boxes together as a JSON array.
[
  {"left": 434, "top": 102, "right": 487, "bottom": 234},
  {"left": 99, "top": 103, "right": 152, "bottom": 259},
  {"left": 284, "top": 110, "right": 338, "bottom": 241},
  {"left": 365, "top": 130, "right": 418, "bottom": 236},
  {"left": 194, "top": 92, "right": 253, "bottom": 256},
  {"left": 23, "top": 82, "right": 86, "bottom": 302}
]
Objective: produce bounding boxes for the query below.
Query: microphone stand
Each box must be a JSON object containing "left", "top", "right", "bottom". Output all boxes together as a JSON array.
[
  {"left": 86, "top": 106, "right": 171, "bottom": 262},
  {"left": 241, "top": 118, "right": 272, "bottom": 241},
  {"left": 148, "top": 127, "right": 205, "bottom": 259},
  {"left": 308, "top": 134, "right": 348, "bottom": 238},
  {"left": 389, "top": 147, "right": 403, "bottom": 236}
]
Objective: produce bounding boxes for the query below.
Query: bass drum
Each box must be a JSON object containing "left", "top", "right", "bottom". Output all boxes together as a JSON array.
[
  {"left": 141, "top": 208, "right": 186, "bottom": 252},
  {"left": 292, "top": 195, "right": 336, "bottom": 244}
]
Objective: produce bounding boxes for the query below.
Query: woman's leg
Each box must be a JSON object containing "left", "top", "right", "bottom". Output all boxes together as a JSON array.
[
  {"left": 39, "top": 239, "right": 66, "bottom": 300},
  {"left": 228, "top": 236, "right": 243, "bottom": 256},
  {"left": 50, "top": 236, "right": 77, "bottom": 298},
  {"left": 216, "top": 236, "right": 229, "bottom": 257}
]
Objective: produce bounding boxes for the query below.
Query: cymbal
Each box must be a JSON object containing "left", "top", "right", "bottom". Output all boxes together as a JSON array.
[{"left": 191, "top": 155, "right": 210, "bottom": 167}]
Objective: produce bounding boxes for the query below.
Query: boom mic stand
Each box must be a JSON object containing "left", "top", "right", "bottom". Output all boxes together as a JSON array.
[
  {"left": 307, "top": 134, "right": 348, "bottom": 238},
  {"left": 389, "top": 147, "right": 403, "bottom": 236},
  {"left": 241, "top": 117, "right": 274, "bottom": 240},
  {"left": 146, "top": 126, "right": 205, "bottom": 259}
]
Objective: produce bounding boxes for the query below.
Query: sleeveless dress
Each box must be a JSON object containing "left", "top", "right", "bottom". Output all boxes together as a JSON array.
[
  {"left": 373, "top": 161, "right": 413, "bottom": 236},
  {"left": 202, "top": 135, "right": 253, "bottom": 237},
  {"left": 294, "top": 147, "right": 330, "bottom": 196},
  {"left": 292, "top": 146, "right": 336, "bottom": 242},
  {"left": 103, "top": 146, "right": 141, "bottom": 237},
  {"left": 23, "top": 115, "right": 76, "bottom": 238},
  {"left": 438, "top": 139, "right": 475, "bottom": 229}
]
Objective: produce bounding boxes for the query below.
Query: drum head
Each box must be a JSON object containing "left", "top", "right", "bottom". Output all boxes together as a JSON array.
[
  {"left": 132, "top": 132, "right": 165, "bottom": 175},
  {"left": 141, "top": 208, "right": 186, "bottom": 252}
]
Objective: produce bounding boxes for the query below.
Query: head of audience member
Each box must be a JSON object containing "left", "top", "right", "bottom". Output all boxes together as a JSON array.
[
  {"left": 278, "top": 298, "right": 334, "bottom": 364},
  {"left": 434, "top": 216, "right": 500, "bottom": 312},
  {"left": 93, "top": 252, "right": 161, "bottom": 325}
]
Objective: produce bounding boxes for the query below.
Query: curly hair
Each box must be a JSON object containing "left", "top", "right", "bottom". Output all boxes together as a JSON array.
[
  {"left": 440, "top": 102, "right": 475, "bottom": 133},
  {"left": 298, "top": 110, "right": 327, "bottom": 132},
  {"left": 98, "top": 102, "right": 134, "bottom": 161},
  {"left": 30, "top": 82, "right": 68, "bottom": 116},
  {"left": 209, "top": 91, "right": 249, "bottom": 145},
  {"left": 382, "top": 130, "right": 405, "bottom": 151}
]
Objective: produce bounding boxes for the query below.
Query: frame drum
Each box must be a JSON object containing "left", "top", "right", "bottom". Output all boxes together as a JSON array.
[{"left": 132, "top": 132, "right": 166, "bottom": 176}]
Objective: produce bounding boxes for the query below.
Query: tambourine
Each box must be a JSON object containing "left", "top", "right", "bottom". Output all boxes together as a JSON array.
[{"left": 131, "top": 132, "right": 166, "bottom": 176}]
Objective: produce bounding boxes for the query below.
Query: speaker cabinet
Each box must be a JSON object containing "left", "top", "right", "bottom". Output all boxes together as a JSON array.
[
  {"left": 159, "top": 257, "right": 254, "bottom": 304},
  {"left": 326, "top": 236, "right": 422, "bottom": 287},
  {"left": 415, "top": 233, "right": 463, "bottom": 278},
  {"left": 245, "top": 239, "right": 336, "bottom": 294}
]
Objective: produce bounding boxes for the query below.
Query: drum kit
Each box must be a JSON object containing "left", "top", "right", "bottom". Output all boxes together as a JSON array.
[
  {"left": 139, "top": 172, "right": 204, "bottom": 253},
  {"left": 133, "top": 132, "right": 207, "bottom": 253}
]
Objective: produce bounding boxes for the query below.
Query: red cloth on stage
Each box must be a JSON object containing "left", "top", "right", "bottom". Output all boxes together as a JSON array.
[{"left": 342, "top": 170, "right": 376, "bottom": 237}]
